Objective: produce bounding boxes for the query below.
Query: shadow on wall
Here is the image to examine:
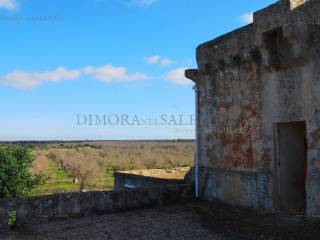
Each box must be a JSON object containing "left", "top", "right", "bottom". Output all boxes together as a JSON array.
[{"left": 114, "top": 167, "right": 193, "bottom": 191}]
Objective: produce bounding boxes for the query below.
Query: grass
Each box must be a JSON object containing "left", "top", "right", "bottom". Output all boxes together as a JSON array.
[
  {"left": 31, "top": 159, "right": 114, "bottom": 195},
  {"left": 31, "top": 159, "right": 80, "bottom": 195}
]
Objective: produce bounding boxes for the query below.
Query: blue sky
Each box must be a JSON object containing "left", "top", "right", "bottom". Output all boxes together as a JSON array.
[{"left": 0, "top": 0, "right": 276, "bottom": 140}]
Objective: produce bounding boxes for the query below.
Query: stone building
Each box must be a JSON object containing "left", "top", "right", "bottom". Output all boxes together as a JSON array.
[{"left": 185, "top": 0, "right": 320, "bottom": 215}]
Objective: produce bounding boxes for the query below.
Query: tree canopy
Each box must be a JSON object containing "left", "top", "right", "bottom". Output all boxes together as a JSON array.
[{"left": 0, "top": 145, "right": 42, "bottom": 198}]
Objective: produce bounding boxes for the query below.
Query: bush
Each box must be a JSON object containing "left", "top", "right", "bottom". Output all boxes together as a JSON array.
[
  {"left": 7, "top": 210, "right": 16, "bottom": 226},
  {"left": 0, "top": 145, "right": 43, "bottom": 198}
]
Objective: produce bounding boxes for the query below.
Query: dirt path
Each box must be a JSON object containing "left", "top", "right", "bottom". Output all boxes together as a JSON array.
[{"left": 3, "top": 200, "right": 320, "bottom": 240}]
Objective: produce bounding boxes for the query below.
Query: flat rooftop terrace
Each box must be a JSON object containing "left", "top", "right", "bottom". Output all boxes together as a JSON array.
[
  {"left": 3, "top": 200, "right": 320, "bottom": 240},
  {"left": 117, "top": 167, "right": 190, "bottom": 180}
]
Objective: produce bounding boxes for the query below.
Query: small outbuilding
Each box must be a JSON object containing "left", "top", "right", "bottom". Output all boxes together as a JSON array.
[{"left": 186, "top": 0, "right": 320, "bottom": 215}]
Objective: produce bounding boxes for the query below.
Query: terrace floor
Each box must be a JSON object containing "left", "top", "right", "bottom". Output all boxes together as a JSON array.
[{"left": 3, "top": 200, "right": 320, "bottom": 240}]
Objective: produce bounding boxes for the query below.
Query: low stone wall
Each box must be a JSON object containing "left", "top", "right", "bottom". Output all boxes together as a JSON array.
[
  {"left": 0, "top": 184, "right": 192, "bottom": 229},
  {"left": 115, "top": 168, "right": 190, "bottom": 191},
  {"left": 200, "top": 167, "right": 273, "bottom": 210},
  {"left": 115, "top": 173, "right": 186, "bottom": 191}
]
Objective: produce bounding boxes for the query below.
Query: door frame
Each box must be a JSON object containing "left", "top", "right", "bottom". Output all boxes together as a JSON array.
[{"left": 273, "top": 121, "right": 307, "bottom": 213}]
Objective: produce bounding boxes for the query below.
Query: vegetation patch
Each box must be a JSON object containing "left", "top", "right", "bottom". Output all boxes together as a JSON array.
[{"left": 0, "top": 141, "right": 193, "bottom": 197}]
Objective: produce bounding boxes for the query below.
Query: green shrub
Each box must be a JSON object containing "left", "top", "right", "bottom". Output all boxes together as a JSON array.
[
  {"left": 0, "top": 145, "right": 44, "bottom": 198},
  {"left": 7, "top": 210, "right": 16, "bottom": 226}
]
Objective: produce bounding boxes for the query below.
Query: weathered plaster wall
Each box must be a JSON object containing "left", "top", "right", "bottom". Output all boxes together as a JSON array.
[
  {"left": 196, "top": 25, "right": 263, "bottom": 171},
  {"left": 306, "top": 20, "right": 320, "bottom": 215},
  {"left": 186, "top": 0, "right": 320, "bottom": 214},
  {"left": 200, "top": 167, "right": 273, "bottom": 209}
]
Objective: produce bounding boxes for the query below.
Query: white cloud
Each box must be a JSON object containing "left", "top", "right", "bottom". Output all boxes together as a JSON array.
[
  {"left": 0, "top": 67, "right": 80, "bottom": 89},
  {"left": 145, "top": 55, "right": 173, "bottom": 66},
  {"left": 0, "top": 0, "right": 18, "bottom": 10},
  {"left": 240, "top": 12, "right": 253, "bottom": 24},
  {"left": 0, "top": 65, "right": 150, "bottom": 89},
  {"left": 131, "top": 0, "right": 158, "bottom": 7},
  {"left": 159, "top": 58, "right": 173, "bottom": 66},
  {"left": 145, "top": 55, "right": 161, "bottom": 64},
  {"left": 83, "top": 64, "right": 150, "bottom": 82},
  {"left": 164, "top": 67, "right": 192, "bottom": 85}
]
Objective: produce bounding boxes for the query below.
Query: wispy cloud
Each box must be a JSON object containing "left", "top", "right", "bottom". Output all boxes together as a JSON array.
[
  {"left": 0, "top": 0, "right": 18, "bottom": 10},
  {"left": 145, "top": 55, "right": 173, "bottom": 66},
  {"left": 83, "top": 64, "right": 150, "bottom": 83},
  {"left": 145, "top": 55, "right": 161, "bottom": 64},
  {"left": 0, "top": 65, "right": 151, "bottom": 89},
  {"left": 0, "top": 67, "right": 80, "bottom": 89},
  {"left": 159, "top": 58, "right": 173, "bottom": 66},
  {"left": 164, "top": 67, "right": 192, "bottom": 85},
  {"left": 131, "top": 0, "right": 158, "bottom": 7},
  {"left": 240, "top": 12, "right": 253, "bottom": 24}
]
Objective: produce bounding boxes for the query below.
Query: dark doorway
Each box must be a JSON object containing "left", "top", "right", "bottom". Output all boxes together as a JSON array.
[{"left": 274, "top": 121, "right": 307, "bottom": 214}]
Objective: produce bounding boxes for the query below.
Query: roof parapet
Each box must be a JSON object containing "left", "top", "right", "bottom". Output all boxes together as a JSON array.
[{"left": 185, "top": 69, "right": 200, "bottom": 84}]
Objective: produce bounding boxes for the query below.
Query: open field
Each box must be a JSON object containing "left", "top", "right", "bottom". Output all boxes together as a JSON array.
[{"left": 22, "top": 140, "right": 194, "bottom": 195}]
